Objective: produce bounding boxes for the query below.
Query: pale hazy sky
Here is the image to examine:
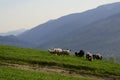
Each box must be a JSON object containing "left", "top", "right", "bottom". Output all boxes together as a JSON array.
[{"left": 0, "top": 0, "right": 120, "bottom": 32}]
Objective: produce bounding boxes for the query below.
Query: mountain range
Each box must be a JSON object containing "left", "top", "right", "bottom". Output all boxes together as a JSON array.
[
  {"left": 17, "top": 2, "right": 120, "bottom": 56},
  {"left": 0, "top": 28, "right": 27, "bottom": 36},
  {"left": 0, "top": 35, "right": 33, "bottom": 48},
  {"left": 0, "top": 2, "right": 120, "bottom": 56}
]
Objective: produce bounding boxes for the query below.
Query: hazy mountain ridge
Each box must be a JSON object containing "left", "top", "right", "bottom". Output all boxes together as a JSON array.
[
  {"left": 58, "top": 13, "right": 120, "bottom": 55},
  {"left": 1, "top": 2, "right": 120, "bottom": 56},
  {"left": 18, "top": 2, "right": 120, "bottom": 44},
  {"left": 0, "top": 29, "right": 27, "bottom": 36},
  {"left": 0, "top": 35, "right": 33, "bottom": 48}
]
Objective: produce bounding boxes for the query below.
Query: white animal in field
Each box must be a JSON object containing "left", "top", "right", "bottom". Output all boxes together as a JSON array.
[
  {"left": 48, "top": 48, "right": 71, "bottom": 55},
  {"left": 62, "top": 49, "right": 71, "bottom": 55},
  {"left": 48, "top": 48, "right": 63, "bottom": 55},
  {"left": 86, "top": 52, "right": 93, "bottom": 61}
]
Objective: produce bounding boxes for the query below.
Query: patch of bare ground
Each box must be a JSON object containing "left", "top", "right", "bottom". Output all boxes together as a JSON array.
[{"left": 0, "top": 62, "right": 118, "bottom": 80}]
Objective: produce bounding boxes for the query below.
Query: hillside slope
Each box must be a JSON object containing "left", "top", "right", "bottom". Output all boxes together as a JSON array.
[
  {"left": 0, "top": 45, "right": 120, "bottom": 80},
  {"left": 0, "top": 66, "right": 93, "bottom": 80}
]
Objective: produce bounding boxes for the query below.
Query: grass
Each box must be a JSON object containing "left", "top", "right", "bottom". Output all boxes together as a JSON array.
[
  {"left": 0, "top": 66, "right": 94, "bottom": 80},
  {"left": 0, "top": 45, "right": 120, "bottom": 79}
]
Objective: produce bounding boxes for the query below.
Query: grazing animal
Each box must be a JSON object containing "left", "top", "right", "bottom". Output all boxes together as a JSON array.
[
  {"left": 48, "top": 48, "right": 71, "bottom": 55},
  {"left": 54, "top": 48, "right": 63, "bottom": 55},
  {"left": 48, "top": 48, "right": 63, "bottom": 55},
  {"left": 48, "top": 49, "right": 56, "bottom": 54},
  {"left": 92, "top": 53, "right": 102, "bottom": 60},
  {"left": 75, "top": 52, "right": 78, "bottom": 56},
  {"left": 93, "top": 54, "right": 96, "bottom": 59},
  {"left": 62, "top": 49, "right": 71, "bottom": 55},
  {"left": 78, "top": 50, "right": 85, "bottom": 57},
  {"left": 95, "top": 53, "right": 102, "bottom": 60},
  {"left": 86, "top": 52, "right": 93, "bottom": 61},
  {"left": 75, "top": 50, "right": 85, "bottom": 57}
]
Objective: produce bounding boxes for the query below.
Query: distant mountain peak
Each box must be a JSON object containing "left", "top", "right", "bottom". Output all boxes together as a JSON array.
[{"left": 97, "top": 2, "right": 120, "bottom": 10}]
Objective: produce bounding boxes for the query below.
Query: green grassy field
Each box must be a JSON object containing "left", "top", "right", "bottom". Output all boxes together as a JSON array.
[
  {"left": 0, "top": 45, "right": 120, "bottom": 80},
  {"left": 0, "top": 66, "right": 94, "bottom": 80}
]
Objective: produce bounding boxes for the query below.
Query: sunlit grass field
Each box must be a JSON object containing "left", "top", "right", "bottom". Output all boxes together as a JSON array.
[
  {"left": 0, "top": 45, "right": 120, "bottom": 79},
  {"left": 0, "top": 66, "right": 95, "bottom": 80}
]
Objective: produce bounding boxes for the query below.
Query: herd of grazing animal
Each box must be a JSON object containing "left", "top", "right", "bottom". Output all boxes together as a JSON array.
[
  {"left": 48, "top": 48, "right": 71, "bottom": 55},
  {"left": 48, "top": 48, "right": 102, "bottom": 61}
]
